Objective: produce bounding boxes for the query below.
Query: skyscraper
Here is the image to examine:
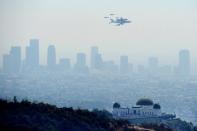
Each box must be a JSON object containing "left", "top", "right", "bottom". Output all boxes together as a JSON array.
[
  {"left": 3, "top": 46, "right": 21, "bottom": 74},
  {"left": 120, "top": 55, "right": 129, "bottom": 74},
  {"left": 148, "top": 57, "right": 159, "bottom": 75},
  {"left": 91, "top": 46, "right": 98, "bottom": 68},
  {"left": 10, "top": 46, "right": 21, "bottom": 73},
  {"left": 74, "top": 53, "right": 88, "bottom": 73},
  {"left": 3, "top": 54, "right": 11, "bottom": 74},
  {"left": 90, "top": 46, "right": 103, "bottom": 69},
  {"left": 25, "top": 39, "right": 39, "bottom": 68},
  {"left": 76, "top": 53, "right": 86, "bottom": 66},
  {"left": 178, "top": 49, "right": 190, "bottom": 76},
  {"left": 59, "top": 58, "right": 71, "bottom": 70},
  {"left": 47, "top": 45, "right": 56, "bottom": 69}
]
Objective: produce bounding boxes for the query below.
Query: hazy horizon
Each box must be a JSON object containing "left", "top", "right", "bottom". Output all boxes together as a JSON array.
[{"left": 1, "top": 0, "right": 197, "bottom": 71}]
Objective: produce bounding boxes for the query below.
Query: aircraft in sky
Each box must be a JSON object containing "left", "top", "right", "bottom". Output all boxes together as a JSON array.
[{"left": 104, "top": 14, "right": 131, "bottom": 26}]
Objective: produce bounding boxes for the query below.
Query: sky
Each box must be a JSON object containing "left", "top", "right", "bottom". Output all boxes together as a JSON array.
[{"left": 0, "top": 0, "right": 197, "bottom": 70}]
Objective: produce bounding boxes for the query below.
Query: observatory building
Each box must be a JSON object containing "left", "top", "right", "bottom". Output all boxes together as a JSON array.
[{"left": 112, "top": 98, "right": 176, "bottom": 124}]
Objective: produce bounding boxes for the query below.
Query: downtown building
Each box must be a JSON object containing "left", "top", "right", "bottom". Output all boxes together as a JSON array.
[
  {"left": 178, "top": 49, "right": 190, "bottom": 77},
  {"left": 3, "top": 46, "right": 21, "bottom": 74},
  {"left": 90, "top": 46, "right": 103, "bottom": 70},
  {"left": 47, "top": 45, "right": 56, "bottom": 70},
  {"left": 24, "top": 39, "right": 39, "bottom": 70}
]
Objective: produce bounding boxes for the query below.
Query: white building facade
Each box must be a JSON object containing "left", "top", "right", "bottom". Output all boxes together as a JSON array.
[{"left": 112, "top": 98, "right": 175, "bottom": 123}]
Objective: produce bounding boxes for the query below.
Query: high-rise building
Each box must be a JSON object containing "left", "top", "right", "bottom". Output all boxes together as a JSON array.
[
  {"left": 74, "top": 53, "right": 88, "bottom": 73},
  {"left": 47, "top": 45, "right": 56, "bottom": 69},
  {"left": 25, "top": 39, "right": 39, "bottom": 68},
  {"left": 90, "top": 46, "right": 103, "bottom": 69},
  {"left": 148, "top": 57, "right": 159, "bottom": 75},
  {"left": 59, "top": 58, "right": 71, "bottom": 70},
  {"left": 76, "top": 53, "right": 86, "bottom": 66},
  {"left": 3, "top": 54, "right": 11, "bottom": 74},
  {"left": 10, "top": 46, "right": 21, "bottom": 73},
  {"left": 91, "top": 46, "right": 98, "bottom": 68},
  {"left": 178, "top": 49, "right": 190, "bottom": 76},
  {"left": 3, "top": 46, "right": 21, "bottom": 74},
  {"left": 120, "top": 55, "right": 129, "bottom": 74}
]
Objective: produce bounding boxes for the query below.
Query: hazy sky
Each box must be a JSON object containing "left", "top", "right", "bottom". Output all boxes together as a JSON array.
[{"left": 0, "top": 0, "right": 197, "bottom": 69}]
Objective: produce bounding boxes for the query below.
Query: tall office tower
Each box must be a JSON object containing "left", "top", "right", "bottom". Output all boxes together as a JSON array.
[
  {"left": 148, "top": 57, "right": 159, "bottom": 75},
  {"left": 47, "top": 45, "right": 56, "bottom": 69},
  {"left": 10, "top": 46, "right": 21, "bottom": 73},
  {"left": 59, "top": 58, "right": 71, "bottom": 70},
  {"left": 76, "top": 53, "right": 86, "bottom": 66},
  {"left": 3, "top": 46, "right": 21, "bottom": 74},
  {"left": 91, "top": 46, "right": 98, "bottom": 68},
  {"left": 25, "top": 39, "right": 39, "bottom": 68},
  {"left": 3, "top": 54, "right": 11, "bottom": 74},
  {"left": 74, "top": 53, "right": 88, "bottom": 73},
  {"left": 178, "top": 49, "right": 190, "bottom": 76},
  {"left": 90, "top": 46, "right": 103, "bottom": 69},
  {"left": 120, "top": 55, "right": 129, "bottom": 74}
]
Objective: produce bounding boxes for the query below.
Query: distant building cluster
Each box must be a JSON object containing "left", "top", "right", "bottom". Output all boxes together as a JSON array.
[{"left": 2, "top": 39, "right": 191, "bottom": 77}]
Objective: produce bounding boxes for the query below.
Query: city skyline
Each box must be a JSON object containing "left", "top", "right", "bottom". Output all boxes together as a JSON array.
[
  {"left": 1, "top": 0, "right": 197, "bottom": 69},
  {"left": 1, "top": 39, "right": 192, "bottom": 76},
  {"left": 0, "top": 39, "right": 194, "bottom": 65}
]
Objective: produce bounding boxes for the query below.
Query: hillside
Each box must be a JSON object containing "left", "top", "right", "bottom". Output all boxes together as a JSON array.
[{"left": 0, "top": 98, "right": 183, "bottom": 131}]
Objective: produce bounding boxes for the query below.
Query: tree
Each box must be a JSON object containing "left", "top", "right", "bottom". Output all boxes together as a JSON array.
[{"left": 13, "top": 96, "right": 17, "bottom": 103}]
